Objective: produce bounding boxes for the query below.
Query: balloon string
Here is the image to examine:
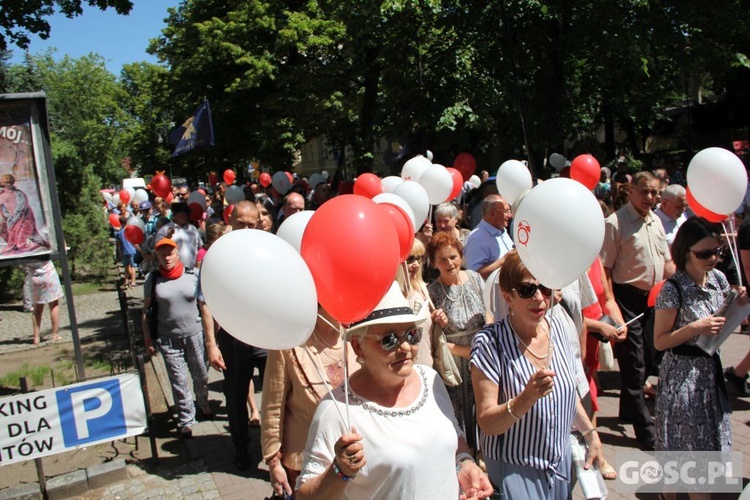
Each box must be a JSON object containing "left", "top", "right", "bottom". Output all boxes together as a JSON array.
[
  {"left": 340, "top": 323, "right": 351, "bottom": 431},
  {"left": 317, "top": 313, "right": 339, "bottom": 333},
  {"left": 301, "top": 345, "right": 348, "bottom": 428},
  {"left": 427, "top": 205, "right": 433, "bottom": 228},
  {"left": 722, "top": 220, "right": 742, "bottom": 286}
]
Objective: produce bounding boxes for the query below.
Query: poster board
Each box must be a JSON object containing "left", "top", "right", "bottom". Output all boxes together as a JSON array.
[{"left": 0, "top": 93, "right": 57, "bottom": 262}]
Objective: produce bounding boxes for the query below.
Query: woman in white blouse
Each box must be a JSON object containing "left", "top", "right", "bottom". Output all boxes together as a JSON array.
[{"left": 296, "top": 282, "right": 493, "bottom": 500}]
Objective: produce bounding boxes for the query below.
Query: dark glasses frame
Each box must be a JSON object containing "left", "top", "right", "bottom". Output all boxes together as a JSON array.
[
  {"left": 512, "top": 281, "right": 553, "bottom": 299},
  {"left": 689, "top": 246, "right": 726, "bottom": 260},
  {"left": 406, "top": 255, "right": 424, "bottom": 264},
  {"left": 368, "top": 328, "right": 423, "bottom": 351}
]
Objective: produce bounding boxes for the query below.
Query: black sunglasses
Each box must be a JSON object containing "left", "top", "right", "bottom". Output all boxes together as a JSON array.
[
  {"left": 368, "top": 328, "right": 423, "bottom": 351},
  {"left": 406, "top": 255, "right": 424, "bottom": 264},
  {"left": 690, "top": 246, "right": 725, "bottom": 260},
  {"left": 513, "top": 282, "right": 553, "bottom": 299}
]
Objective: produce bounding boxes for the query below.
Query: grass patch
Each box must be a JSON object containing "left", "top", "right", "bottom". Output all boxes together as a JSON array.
[
  {"left": 0, "top": 363, "right": 51, "bottom": 388},
  {"left": 71, "top": 281, "right": 106, "bottom": 296}
]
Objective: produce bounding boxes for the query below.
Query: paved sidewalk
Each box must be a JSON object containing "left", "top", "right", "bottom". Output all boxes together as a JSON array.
[{"left": 2, "top": 284, "right": 750, "bottom": 498}]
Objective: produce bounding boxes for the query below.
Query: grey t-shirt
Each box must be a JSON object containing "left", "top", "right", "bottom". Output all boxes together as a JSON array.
[{"left": 145, "top": 270, "right": 202, "bottom": 338}]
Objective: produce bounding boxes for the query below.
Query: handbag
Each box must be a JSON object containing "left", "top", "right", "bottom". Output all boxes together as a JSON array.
[
  {"left": 430, "top": 321, "right": 463, "bottom": 387},
  {"left": 598, "top": 340, "right": 615, "bottom": 372}
]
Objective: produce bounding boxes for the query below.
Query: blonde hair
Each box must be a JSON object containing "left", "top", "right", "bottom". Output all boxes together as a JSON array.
[{"left": 396, "top": 239, "right": 430, "bottom": 302}]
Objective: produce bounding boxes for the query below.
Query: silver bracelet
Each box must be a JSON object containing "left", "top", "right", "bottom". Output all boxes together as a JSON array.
[{"left": 507, "top": 398, "right": 520, "bottom": 420}]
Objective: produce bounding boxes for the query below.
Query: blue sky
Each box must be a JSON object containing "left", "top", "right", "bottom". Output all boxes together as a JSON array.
[{"left": 8, "top": 1, "right": 180, "bottom": 74}]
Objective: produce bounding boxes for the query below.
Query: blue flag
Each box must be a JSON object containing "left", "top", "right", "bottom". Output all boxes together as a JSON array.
[{"left": 168, "top": 101, "right": 215, "bottom": 157}]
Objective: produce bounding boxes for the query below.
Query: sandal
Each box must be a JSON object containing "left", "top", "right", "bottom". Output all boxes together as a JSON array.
[{"left": 600, "top": 460, "right": 617, "bottom": 480}]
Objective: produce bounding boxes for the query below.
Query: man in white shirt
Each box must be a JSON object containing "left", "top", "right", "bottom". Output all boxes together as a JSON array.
[{"left": 654, "top": 184, "right": 687, "bottom": 247}]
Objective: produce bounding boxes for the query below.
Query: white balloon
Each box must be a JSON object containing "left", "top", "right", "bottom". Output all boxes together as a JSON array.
[
  {"left": 426, "top": 150, "right": 434, "bottom": 161},
  {"left": 549, "top": 153, "right": 566, "bottom": 171},
  {"left": 277, "top": 210, "right": 315, "bottom": 253},
  {"left": 419, "top": 164, "right": 453, "bottom": 205},
  {"left": 687, "top": 147, "right": 748, "bottom": 215},
  {"left": 102, "top": 192, "right": 112, "bottom": 202},
  {"left": 381, "top": 176, "right": 403, "bottom": 193},
  {"left": 201, "top": 230, "right": 318, "bottom": 350},
  {"left": 393, "top": 181, "right": 429, "bottom": 231},
  {"left": 111, "top": 194, "right": 120, "bottom": 205},
  {"left": 401, "top": 155, "right": 432, "bottom": 182},
  {"left": 321, "top": 170, "right": 329, "bottom": 180},
  {"left": 463, "top": 181, "right": 474, "bottom": 193},
  {"left": 225, "top": 185, "right": 245, "bottom": 204},
  {"left": 483, "top": 268, "right": 509, "bottom": 321},
  {"left": 125, "top": 187, "right": 136, "bottom": 201},
  {"left": 134, "top": 189, "right": 149, "bottom": 204},
  {"left": 125, "top": 216, "right": 145, "bottom": 231},
  {"left": 273, "top": 171, "right": 291, "bottom": 195},
  {"left": 469, "top": 175, "right": 481, "bottom": 189},
  {"left": 309, "top": 173, "right": 325, "bottom": 189},
  {"left": 372, "top": 193, "right": 416, "bottom": 231},
  {"left": 496, "top": 160, "right": 533, "bottom": 207},
  {"left": 187, "top": 191, "right": 207, "bottom": 211},
  {"left": 513, "top": 178, "right": 604, "bottom": 289}
]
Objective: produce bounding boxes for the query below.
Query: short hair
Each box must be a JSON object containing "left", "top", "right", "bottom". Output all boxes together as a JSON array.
[
  {"left": 671, "top": 217, "right": 722, "bottom": 271},
  {"left": 232, "top": 200, "right": 258, "bottom": 220},
  {"left": 661, "top": 184, "right": 686, "bottom": 201},
  {"left": 631, "top": 170, "right": 658, "bottom": 186},
  {"left": 498, "top": 250, "right": 533, "bottom": 293},
  {"left": 426, "top": 231, "right": 463, "bottom": 263},
  {"left": 482, "top": 194, "right": 504, "bottom": 216},
  {"left": 434, "top": 202, "right": 458, "bottom": 219},
  {"left": 0, "top": 173, "right": 15, "bottom": 185}
]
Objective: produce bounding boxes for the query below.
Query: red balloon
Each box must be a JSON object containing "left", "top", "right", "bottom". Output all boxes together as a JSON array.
[
  {"left": 300, "top": 195, "right": 400, "bottom": 324},
  {"left": 151, "top": 173, "right": 171, "bottom": 199},
  {"left": 445, "top": 167, "right": 463, "bottom": 200},
  {"left": 124, "top": 225, "right": 144, "bottom": 245},
  {"left": 285, "top": 172, "right": 294, "bottom": 184},
  {"left": 686, "top": 187, "right": 727, "bottom": 223},
  {"left": 189, "top": 203, "right": 204, "bottom": 222},
  {"left": 119, "top": 189, "right": 131, "bottom": 205},
  {"left": 197, "top": 188, "right": 207, "bottom": 196},
  {"left": 378, "top": 203, "right": 415, "bottom": 263},
  {"left": 570, "top": 154, "right": 600, "bottom": 190},
  {"left": 648, "top": 280, "right": 665, "bottom": 308},
  {"left": 223, "top": 204, "right": 235, "bottom": 225},
  {"left": 208, "top": 172, "right": 219, "bottom": 185},
  {"left": 224, "top": 169, "right": 236, "bottom": 185},
  {"left": 108, "top": 214, "right": 121, "bottom": 228},
  {"left": 453, "top": 153, "right": 477, "bottom": 181},
  {"left": 146, "top": 184, "right": 152, "bottom": 191},
  {"left": 353, "top": 173, "right": 384, "bottom": 199},
  {"left": 559, "top": 166, "right": 571, "bottom": 178},
  {"left": 166, "top": 192, "right": 174, "bottom": 204},
  {"left": 259, "top": 172, "right": 272, "bottom": 188}
]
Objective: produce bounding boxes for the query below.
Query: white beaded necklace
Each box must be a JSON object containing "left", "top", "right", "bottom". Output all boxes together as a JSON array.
[{"left": 439, "top": 273, "right": 465, "bottom": 303}]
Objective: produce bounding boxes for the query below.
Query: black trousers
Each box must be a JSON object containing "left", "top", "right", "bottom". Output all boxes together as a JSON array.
[
  {"left": 217, "top": 328, "right": 266, "bottom": 449},
  {"left": 611, "top": 282, "right": 655, "bottom": 444}
]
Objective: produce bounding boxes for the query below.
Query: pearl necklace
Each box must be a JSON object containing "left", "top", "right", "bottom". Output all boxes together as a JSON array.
[
  {"left": 439, "top": 273, "right": 465, "bottom": 303},
  {"left": 348, "top": 366, "right": 429, "bottom": 417}
]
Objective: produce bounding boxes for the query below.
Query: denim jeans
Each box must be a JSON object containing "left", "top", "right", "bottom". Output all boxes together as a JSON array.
[{"left": 157, "top": 332, "right": 209, "bottom": 429}]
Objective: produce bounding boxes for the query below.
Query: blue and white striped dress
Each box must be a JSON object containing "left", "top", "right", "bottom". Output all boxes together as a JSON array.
[{"left": 471, "top": 316, "right": 578, "bottom": 494}]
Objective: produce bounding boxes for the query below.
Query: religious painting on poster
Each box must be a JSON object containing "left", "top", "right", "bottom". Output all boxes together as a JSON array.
[{"left": 0, "top": 98, "right": 55, "bottom": 260}]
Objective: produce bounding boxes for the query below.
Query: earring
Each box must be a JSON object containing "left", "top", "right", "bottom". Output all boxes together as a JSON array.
[{"left": 356, "top": 356, "right": 365, "bottom": 365}]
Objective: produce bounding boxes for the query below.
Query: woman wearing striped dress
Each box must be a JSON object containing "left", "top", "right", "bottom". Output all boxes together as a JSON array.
[{"left": 471, "top": 250, "right": 603, "bottom": 498}]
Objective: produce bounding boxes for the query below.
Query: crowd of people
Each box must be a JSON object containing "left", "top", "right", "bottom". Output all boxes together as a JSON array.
[{"left": 102, "top": 154, "right": 750, "bottom": 499}]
